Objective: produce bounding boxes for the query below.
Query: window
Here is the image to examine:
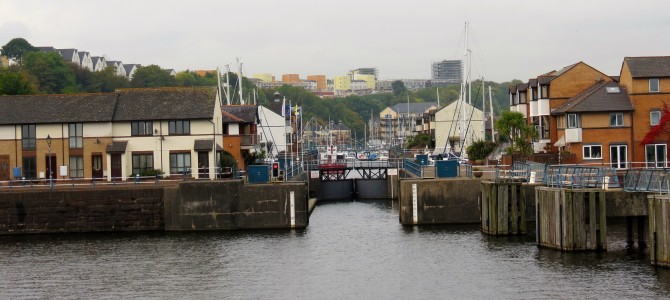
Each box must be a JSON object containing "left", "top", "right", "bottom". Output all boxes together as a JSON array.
[
  {"left": 131, "top": 121, "right": 153, "bottom": 136},
  {"left": 610, "top": 112, "right": 624, "bottom": 127},
  {"left": 651, "top": 110, "right": 661, "bottom": 126},
  {"left": 646, "top": 144, "right": 667, "bottom": 168},
  {"left": 610, "top": 145, "right": 628, "bottom": 169},
  {"left": 650, "top": 78, "right": 660, "bottom": 93},
  {"left": 21, "top": 124, "right": 36, "bottom": 150},
  {"left": 132, "top": 154, "right": 154, "bottom": 175},
  {"left": 22, "top": 157, "right": 36, "bottom": 179},
  {"left": 519, "top": 92, "right": 527, "bottom": 104},
  {"left": 541, "top": 86, "right": 548, "bottom": 98},
  {"left": 567, "top": 113, "right": 580, "bottom": 128},
  {"left": 169, "top": 120, "right": 190, "bottom": 135},
  {"left": 531, "top": 88, "right": 538, "bottom": 100},
  {"left": 170, "top": 153, "right": 191, "bottom": 175},
  {"left": 68, "top": 123, "right": 83, "bottom": 148},
  {"left": 222, "top": 124, "right": 229, "bottom": 135},
  {"left": 69, "top": 156, "right": 84, "bottom": 178},
  {"left": 583, "top": 145, "right": 602, "bottom": 159}
]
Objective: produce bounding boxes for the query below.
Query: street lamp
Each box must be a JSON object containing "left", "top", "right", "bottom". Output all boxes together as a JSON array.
[{"left": 46, "top": 134, "right": 53, "bottom": 191}]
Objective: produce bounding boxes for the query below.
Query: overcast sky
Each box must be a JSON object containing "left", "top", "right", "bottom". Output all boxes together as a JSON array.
[{"left": 2, "top": 0, "right": 669, "bottom": 82}]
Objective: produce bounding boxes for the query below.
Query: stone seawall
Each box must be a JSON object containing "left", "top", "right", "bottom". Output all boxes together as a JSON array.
[{"left": 0, "top": 187, "right": 164, "bottom": 234}]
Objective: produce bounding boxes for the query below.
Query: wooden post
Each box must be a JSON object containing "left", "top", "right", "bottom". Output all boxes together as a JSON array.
[
  {"left": 536, "top": 187, "right": 606, "bottom": 251},
  {"left": 481, "top": 181, "right": 527, "bottom": 235},
  {"left": 648, "top": 194, "right": 670, "bottom": 267}
]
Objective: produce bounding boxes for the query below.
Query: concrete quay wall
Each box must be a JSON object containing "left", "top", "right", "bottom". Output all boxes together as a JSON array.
[
  {"left": 0, "top": 187, "right": 164, "bottom": 234},
  {"left": 0, "top": 181, "right": 308, "bottom": 235},
  {"left": 165, "top": 180, "right": 308, "bottom": 230}
]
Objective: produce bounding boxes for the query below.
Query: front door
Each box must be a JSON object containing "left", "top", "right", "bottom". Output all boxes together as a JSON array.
[
  {"left": 111, "top": 154, "right": 122, "bottom": 179},
  {"left": 92, "top": 155, "right": 103, "bottom": 179},
  {"left": 0, "top": 155, "right": 9, "bottom": 181},
  {"left": 197, "top": 151, "right": 209, "bottom": 178},
  {"left": 45, "top": 154, "right": 56, "bottom": 180}
]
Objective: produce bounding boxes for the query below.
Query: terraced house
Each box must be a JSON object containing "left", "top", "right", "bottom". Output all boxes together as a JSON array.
[
  {"left": 510, "top": 56, "right": 670, "bottom": 169},
  {"left": 0, "top": 87, "right": 224, "bottom": 182}
]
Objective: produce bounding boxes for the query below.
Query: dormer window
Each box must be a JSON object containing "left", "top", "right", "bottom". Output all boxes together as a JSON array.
[
  {"left": 650, "top": 78, "right": 660, "bottom": 93},
  {"left": 519, "top": 92, "right": 527, "bottom": 104}
]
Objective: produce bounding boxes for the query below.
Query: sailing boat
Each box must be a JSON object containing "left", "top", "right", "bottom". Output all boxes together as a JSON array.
[{"left": 319, "top": 120, "right": 347, "bottom": 171}]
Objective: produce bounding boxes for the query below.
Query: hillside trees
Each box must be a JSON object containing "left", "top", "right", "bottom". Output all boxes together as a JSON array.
[{"left": 1, "top": 38, "right": 37, "bottom": 64}]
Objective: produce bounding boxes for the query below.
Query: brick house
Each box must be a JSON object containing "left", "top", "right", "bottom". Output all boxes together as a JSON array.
[
  {"left": 551, "top": 81, "right": 633, "bottom": 168},
  {"left": 619, "top": 56, "right": 670, "bottom": 167}
]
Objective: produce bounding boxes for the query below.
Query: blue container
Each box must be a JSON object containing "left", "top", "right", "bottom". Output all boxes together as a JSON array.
[
  {"left": 12, "top": 167, "right": 21, "bottom": 178},
  {"left": 415, "top": 154, "right": 429, "bottom": 165},
  {"left": 436, "top": 160, "right": 459, "bottom": 178},
  {"left": 247, "top": 165, "right": 271, "bottom": 183}
]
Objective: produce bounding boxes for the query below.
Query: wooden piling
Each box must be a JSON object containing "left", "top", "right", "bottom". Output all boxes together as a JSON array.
[
  {"left": 535, "top": 187, "right": 606, "bottom": 251},
  {"left": 481, "top": 181, "right": 527, "bottom": 235},
  {"left": 648, "top": 194, "right": 670, "bottom": 267}
]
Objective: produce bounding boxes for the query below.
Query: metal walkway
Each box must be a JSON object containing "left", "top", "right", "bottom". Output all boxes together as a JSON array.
[{"left": 623, "top": 168, "right": 670, "bottom": 193}]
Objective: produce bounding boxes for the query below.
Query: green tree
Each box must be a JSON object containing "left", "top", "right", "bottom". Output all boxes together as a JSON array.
[
  {"left": 0, "top": 68, "right": 36, "bottom": 95},
  {"left": 407, "top": 133, "right": 431, "bottom": 149},
  {"left": 130, "top": 65, "right": 178, "bottom": 87},
  {"left": 22, "top": 51, "right": 76, "bottom": 93},
  {"left": 494, "top": 111, "right": 537, "bottom": 155},
  {"left": 1, "top": 38, "right": 37, "bottom": 65},
  {"left": 91, "top": 66, "right": 129, "bottom": 92},
  {"left": 391, "top": 80, "right": 406, "bottom": 96}
]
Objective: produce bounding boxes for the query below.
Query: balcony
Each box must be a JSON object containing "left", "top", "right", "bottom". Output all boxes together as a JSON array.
[
  {"left": 241, "top": 134, "right": 259, "bottom": 146},
  {"left": 538, "top": 98, "right": 550, "bottom": 116},
  {"left": 517, "top": 104, "right": 528, "bottom": 118},
  {"left": 565, "top": 128, "right": 582, "bottom": 143},
  {"left": 530, "top": 101, "right": 538, "bottom": 117}
]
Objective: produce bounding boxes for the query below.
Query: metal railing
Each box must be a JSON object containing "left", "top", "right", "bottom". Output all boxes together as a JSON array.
[
  {"left": 544, "top": 165, "right": 620, "bottom": 189},
  {"left": 495, "top": 161, "right": 531, "bottom": 182},
  {"left": 623, "top": 168, "right": 670, "bottom": 193},
  {"left": 403, "top": 158, "right": 423, "bottom": 177}
]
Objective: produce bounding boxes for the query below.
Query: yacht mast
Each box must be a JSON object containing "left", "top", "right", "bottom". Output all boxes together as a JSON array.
[
  {"left": 488, "top": 85, "right": 495, "bottom": 142},
  {"left": 237, "top": 58, "right": 244, "bottom": 105},
  {"left": 225, "top": 65, "right": 231, "bottom": 105}
]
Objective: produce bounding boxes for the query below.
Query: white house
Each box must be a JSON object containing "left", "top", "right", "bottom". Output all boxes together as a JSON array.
[
  {"left": 78, "top": 51, "right": 94, "bottom": 71},
  {"left": 433, "top": 100, "right": 484, "bottom": 154},
  {"left": 91, "top": 56, "right": 107, "bottom": 72},
  {"left": 106, "top": 61, "right": 127, "bottom": 77},
  {"left": 56, "top": 49, "right": 80, "bottom": 65},
  {"left": 258, "top": 103, "right": 288, "bottom": 158},
  {"left": 123, "top": 64, "right": 140, "bottom": 79},
  {"left": 0, "top": 87, "right": 223, "bottom": 182}
]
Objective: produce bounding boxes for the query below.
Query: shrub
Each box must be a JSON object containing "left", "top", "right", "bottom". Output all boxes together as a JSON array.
[{"left": 466, "top": 140, "right": 498, "bottom": 161}]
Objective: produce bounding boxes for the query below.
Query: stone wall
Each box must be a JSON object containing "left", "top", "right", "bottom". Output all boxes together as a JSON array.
[{"left": 0, "top": 187, "right": 164, "bottom": 234}]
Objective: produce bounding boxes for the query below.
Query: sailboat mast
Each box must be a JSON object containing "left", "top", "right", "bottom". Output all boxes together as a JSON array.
[
  {"left": 237, "top": 58, "right": 244, "bottom": 105},
  {"left": 488, "top": 85, "right": 495, "bottom": 142},
  {"left": 225, "top": 65, "right": 231, "bottom": 105},
  {"left": 482, "top": 76, "right": 486, "bottom": 142}
]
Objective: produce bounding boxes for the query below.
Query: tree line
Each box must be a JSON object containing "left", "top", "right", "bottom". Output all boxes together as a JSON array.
[{"left": 1, "top": 37, "right": 518, "bottom": 141}]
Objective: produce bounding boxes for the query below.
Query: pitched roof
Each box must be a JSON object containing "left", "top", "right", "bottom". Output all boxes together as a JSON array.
[
  {"left": 57, "top": 48, "right": 78, "bottom": 60},
  {"left": 391, "top": 102, "right": 437, "bottom": 114},
  {"left": 264, "top": 101, "right": 285, "bottom": 117},
  {"left": 538, "top": 75, "right": 555, "bottom": 85},
  {"left": 623, "top": 56, "right": 670, "bottom": 78},
  {"left": 221, "top": 105, "right": 257, "bottom": 123},
  {"left": 36, "top": 47, "right": 56, "bottom": 52},
  {"left": 194, "top": 139, "right": 223, "bottom": 151},
  {"left": 0, "top": 93, "right": 118, "bottom": 125},
  {"left": 516, "top": 83, "right": 529, "bottom": 92},
  {"left": 528, "top": 78, "right": 538, "bottom": 87},
  {"left": 106, "top": 141, "right": 128, "bottom": 153},
  {"left": 552, "top": 81, "right": 633, "bottom": 114},
  {"left": 113, "top": 87, "right": 217, "bottom": 121}
]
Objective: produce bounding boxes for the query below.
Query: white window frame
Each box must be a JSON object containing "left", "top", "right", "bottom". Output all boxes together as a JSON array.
[
  {"left": 69, "top": 156, "right": 84, "bottom": 178},
  {"left": 610, "top": 145, "right": 628, "bottom": 169},
  {"left": 645, "top": 143, "right": 667, "bottom": 168},
  {"left": 650, "top": 78, "right": 660, "bottom": 93},
  {"left": 610, "top": 112, "right": 624, "bottom": 127},
  {"left": 567, "top": 113, "right": 580, "bottom": 128},
  {"left": 583, "top": 145, "right": 602, "bottom": 160},
  {"left": 651, "top": 110, "right": 661, "bottom": 126}
]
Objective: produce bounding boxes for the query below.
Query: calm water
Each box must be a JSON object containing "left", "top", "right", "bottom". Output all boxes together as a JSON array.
[{"left": 0, "top": 200, "right": 669, "bottom": 299}]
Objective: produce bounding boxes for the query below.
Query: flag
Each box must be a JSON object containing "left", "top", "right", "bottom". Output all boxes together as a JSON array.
[{"left": 293, "top": 104, "right": 299, "bottom": 116}]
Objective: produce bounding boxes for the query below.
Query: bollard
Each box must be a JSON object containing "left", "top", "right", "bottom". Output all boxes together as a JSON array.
[
  {"left": 529, "top": 171, "right": 536, "bottom": 183},
  {"left": 135, "top": 174, "right": 139, "bottom": 184},
  {"left": 603, "top": 176, "right": 610, "bottom": 190}
]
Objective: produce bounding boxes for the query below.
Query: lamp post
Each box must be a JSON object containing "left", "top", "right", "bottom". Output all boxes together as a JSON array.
[{"left": 46, "top": 134, "right": 53, "bottom": 191}]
